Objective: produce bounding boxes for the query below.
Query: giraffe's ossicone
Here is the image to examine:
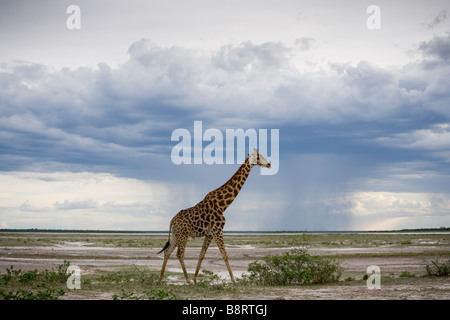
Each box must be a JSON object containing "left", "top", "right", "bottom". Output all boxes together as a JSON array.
[{"left": 156, "top": 149, "right": 271, "bottom": 285}]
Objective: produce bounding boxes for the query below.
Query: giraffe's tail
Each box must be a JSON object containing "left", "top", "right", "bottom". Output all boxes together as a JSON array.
[
  {"left": 157, "top": 241, "right": 170, "bottom": 254},
  {"left": 157, "top": 222, "right": 173, "bottom": 254}
]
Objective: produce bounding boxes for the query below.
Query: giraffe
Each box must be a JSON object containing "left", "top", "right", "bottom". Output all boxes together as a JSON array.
[{"left": 156, "top": 148, "right": 271, "bottom": 285}]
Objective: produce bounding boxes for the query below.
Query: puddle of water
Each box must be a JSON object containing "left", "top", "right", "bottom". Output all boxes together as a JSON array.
[
  {"left": 56, "top": 241, "right": 94, "bottom": 247},
  {"left": 164, "top": 267, "right": 247, "bottom": 284}
]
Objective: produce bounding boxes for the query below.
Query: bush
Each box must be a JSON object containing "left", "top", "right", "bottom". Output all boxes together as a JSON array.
[
  {"left": 247, "top": 248, "right": 341, "bottom": 286},
  {"left": 196, "top": 270, "right": 226, "bottom": 289},
  {"left": 426, "top": 258, "right": 450, "bottom": 277}
]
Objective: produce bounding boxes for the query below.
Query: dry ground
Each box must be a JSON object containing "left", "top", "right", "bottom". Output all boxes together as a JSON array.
[{"left": 0, "top": 232, "right": 449, "bottom": 300}]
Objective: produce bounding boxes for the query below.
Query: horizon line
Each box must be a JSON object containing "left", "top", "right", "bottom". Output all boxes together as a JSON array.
[{"left": 1, "top": 227, "right": 448, "bottom": 234}]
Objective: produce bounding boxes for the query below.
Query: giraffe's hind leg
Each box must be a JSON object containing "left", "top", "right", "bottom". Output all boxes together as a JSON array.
[
  {"left": 156, "top": 241, "right": 176, "bottom": 284},
  {"left": 176, "top": 234, "right": 193, "bottom": 285},
  {"left": 193, "top": 235, "right": 213, "bottom": 284}
]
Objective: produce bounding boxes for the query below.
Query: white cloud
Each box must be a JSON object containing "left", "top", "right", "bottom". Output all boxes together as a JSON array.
[
  {"left": 310, "top": 191, "right": 450, "bottom": 230},
  {"left": 375, "top": 123, "right": 450, "bottom": 152},
  {"left": 0, "top": 171, "right": 197, "bottom": 230}
]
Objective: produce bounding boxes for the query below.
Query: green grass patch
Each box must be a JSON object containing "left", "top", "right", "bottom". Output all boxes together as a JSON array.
[{"left": 0, "top": 261, "right": 70, "bottom": 300}]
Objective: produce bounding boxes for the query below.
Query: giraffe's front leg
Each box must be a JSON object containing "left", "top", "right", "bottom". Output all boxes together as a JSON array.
[
  {"left": 214, "top": 233, "right": 237, "bottom": 284},
  {"left": 177, "top": 248, "right": 193, "bottom": 285}
]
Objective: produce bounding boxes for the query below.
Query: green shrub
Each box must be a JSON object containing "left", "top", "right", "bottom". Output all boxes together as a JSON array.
[
  {"left": 247, "top": 248, "right": 341, "bottom": 286},
  {"left": 196, "top": 270, "right": 226, "bottom": 289},
  {"left": 426, "top": 258, "right": 450, "bottom": 277},
  {"left": 0, "top": 261, "right": 70, "bottom": 300},
  {"left": 400, "top": 271, "right": 415, "bottom": 278},
  {"left": 0, "top": 286, "right": 65, "bottom": 300}
]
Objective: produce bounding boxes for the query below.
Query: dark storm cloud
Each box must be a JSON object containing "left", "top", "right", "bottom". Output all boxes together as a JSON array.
[
  {"left": 425, "top": 10, "right": 447, "bottom": 29},
  {"left": 1, "top": 36, "right": 450, "bottom": 173},
  {"left": 419, "top": 33, "right": 450, "bottom": 61}
]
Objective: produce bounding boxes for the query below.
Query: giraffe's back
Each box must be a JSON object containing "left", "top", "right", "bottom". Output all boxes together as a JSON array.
[{"left": 172, "top": 204, "right": 225, "bottom": 239}]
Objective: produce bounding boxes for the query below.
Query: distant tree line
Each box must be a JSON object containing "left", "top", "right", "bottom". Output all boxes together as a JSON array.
[{"left": 0, "top": 227, "right": 448, "bottom": 233}]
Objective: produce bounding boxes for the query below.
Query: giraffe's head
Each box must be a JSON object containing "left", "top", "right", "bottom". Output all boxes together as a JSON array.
[{"left": 248, "top": 149, "right": 271, "bottom": 168}]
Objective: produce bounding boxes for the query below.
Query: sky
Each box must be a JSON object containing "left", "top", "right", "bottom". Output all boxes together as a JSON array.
[{"left": 0, "top": 0, "right": 450, "bottom": 231}]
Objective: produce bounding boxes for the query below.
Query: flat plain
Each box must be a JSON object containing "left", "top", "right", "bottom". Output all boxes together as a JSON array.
[{"left": 0, "top": 231, "right": 448, "bottom": 300}]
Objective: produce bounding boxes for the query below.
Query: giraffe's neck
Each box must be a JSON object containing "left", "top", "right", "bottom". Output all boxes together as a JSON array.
[{"left": 201, "top": 158, "right": 254, "bottom": 213}]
